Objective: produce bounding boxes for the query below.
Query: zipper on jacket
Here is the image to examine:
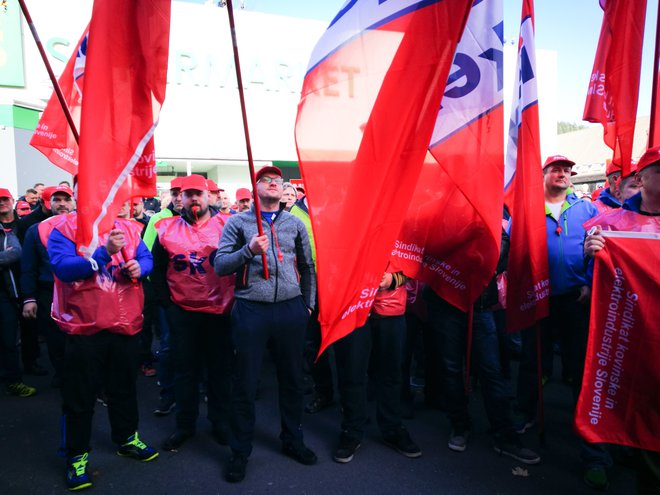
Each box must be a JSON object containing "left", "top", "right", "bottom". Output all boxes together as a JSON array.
[{"left": 268, "top": 221, "right": 279, "bottom": 303}]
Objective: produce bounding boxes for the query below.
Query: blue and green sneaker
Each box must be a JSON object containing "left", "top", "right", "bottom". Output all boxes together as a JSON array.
[
  {"left": 116, "top": 432, "right": 159, "bottom": 462},
  {"left": 66, "top": 453, "right": 92, "bottom": 491}
]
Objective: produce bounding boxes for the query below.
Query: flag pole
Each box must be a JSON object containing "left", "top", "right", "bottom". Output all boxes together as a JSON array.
[
  {"left": 224, "top": 0, "right": 269, "bottom": 279},
  {"left": 649, "top": 2, "right": 660, "bottom": 147},
  {"left": 18, "top": 0, "right": 79, "bottom": 145}
]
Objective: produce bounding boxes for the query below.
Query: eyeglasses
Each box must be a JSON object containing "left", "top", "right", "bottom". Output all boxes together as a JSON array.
[{"left": 258, "top": 176, "right": 284, "bottom": 185}]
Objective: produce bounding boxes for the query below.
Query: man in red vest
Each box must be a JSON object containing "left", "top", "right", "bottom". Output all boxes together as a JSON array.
[
  {"left": 151, "top": 174, "right": 235, "bottom": 452},
  {"left": 48, "top": 208, "right": 157, "bottom": 491}
]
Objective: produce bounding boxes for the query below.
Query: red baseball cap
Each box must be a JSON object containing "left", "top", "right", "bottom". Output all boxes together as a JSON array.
[
  {"left": 206, "top": 179, "right": 220, "bottom": 192},
  {"left": 0, "top": 188, "right": 14, "bottom": 199},
  {"left": 15, "top": 200, "right": 31, "bottom": 216},
  {"left": 42, "top": 185, "right": 74, "bottom": 208},
  {"left": 637, "top": 145, "right": 660, "bottom": 173},
  {"left": 180, "top": 174, "right": 208, "bottom": 193},
  {"left": 543, "top": 155, "right": 577, "bottom": 176},
  {"left": 255, "top": 165, "right": 283, "bottom": 183},
  {"left": 605, "top": 158, "right": 622, "bottom": 177},
  {"left": 236, "top": 188, "right": 252, "bottom": 201},
  {"left": 170, "top": 177, "right": 183, "bottom": 190}
]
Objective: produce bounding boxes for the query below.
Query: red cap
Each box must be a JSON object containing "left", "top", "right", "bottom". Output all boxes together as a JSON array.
[
  {"left": 236, "top": 188, "right": 252, "bottom": 201},
  {"left": 42, "top": 185, "right": 74, "bottom": 208},
  {"left": 0, "top": 188, "right": 14, "bottom": 199},
  {"left": 170, "top": 177, "right": 183, "bottom": 190},
  {"left": 255, "top": 165, "right": 283, "bottom": 183},
  {"left": 206, "top": 179, "right": 220, "bottom": 192},
  {"left": 605, "top": 158, "right": 622, "bottom": 177},
  {"left": 180, "top": 174, "right": 208, "bottom": 193},
  {"left": 637, "top": 145, "right": 660, "bottom": 173},
  {"left": 15, "top": 200, "right": 31, "bottom": 216},
  {"left": 543, "top": 155, "right": 577, "bottom": 176}
]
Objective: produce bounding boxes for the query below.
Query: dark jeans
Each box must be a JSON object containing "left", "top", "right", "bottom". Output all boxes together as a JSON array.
[
  {"left": 20, "top": 315, "right": 40, "bottom": 369},
  {"left": 303, "top": 308, "right": 334, "bottom": 398},
  {"left": 427, "top": 296, "right": 511, "bottom": 433},
  {"left": 0, "top": 291, "right": 22, "bottom": 383},
  {"left": 167, "top": 305, "right": 232, "bottom": 433},
  {"left": 156, "top": 306, "right": 174, "bottom": 402},
  {"left": 139, "top": 280, "right": 157, "bottom": 365},
  {"left": 61, "top": 332, "right": 140, "bottom": 457},
  {"left": 37, "top": 287, "right": 65, "bottom": 377},
  {"left": 229, "top": 297, "right": 309, "bottom": 456},
  {"left": 334, "top": 315, "right": 406, "bottom": 440}
]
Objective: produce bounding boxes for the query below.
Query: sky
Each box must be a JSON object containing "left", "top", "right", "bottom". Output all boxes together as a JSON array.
[{"left": 181, "top": 0, "right": 658, "bottom": 124}]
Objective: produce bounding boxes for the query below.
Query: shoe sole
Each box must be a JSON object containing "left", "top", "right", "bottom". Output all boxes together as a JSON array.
[
  {"left": 68, "top": 481, "right": 92, "bottom": 491},
  {"left": 333, "top": 444, "right": 360, "bottom": 463},
  {"left": 384, "top": 441, "right": 422, "bottom": 458},
  {"left": 447, "top": 442, "right": 466, "bottom": 453},
  {"left": 153, "top": 405, "right": 176, "bottom": 416},
  {"left": 514, "top": 422, "right": 535, "bottom": 435},
  {"left": 493, "top": 446, "right": 540, "bottom": 465},
  {"left": 116, "top": 451, "right": 159, "bottom": 462}
]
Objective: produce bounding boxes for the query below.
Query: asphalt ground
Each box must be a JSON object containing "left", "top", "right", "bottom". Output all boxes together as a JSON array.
[{"left": 0, "top": 348, "right": 636, "bottom": 495}]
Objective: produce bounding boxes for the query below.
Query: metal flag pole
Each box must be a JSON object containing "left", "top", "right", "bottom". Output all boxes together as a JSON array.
[
  {"left": 17, "top": 0, "right": 79, "bottom": 145},
  {"left": 224, "top": 0, "right": 269, "bottom": 279}
]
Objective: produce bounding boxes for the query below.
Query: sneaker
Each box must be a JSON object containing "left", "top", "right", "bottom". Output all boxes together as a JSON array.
[
  {"left": 305, "top": 394, "right": 334, "bottom": 414},
  {"left": 333, "top": 432, "right": 361, "bottom": 463},
  {"left": 225, "top": 453, "right": 248, "bottom": 483},
  {"left": 66, "top": 453, "right": 92, "bottom": 491},
  {"left": 493, "top": 434, "right": 541, "bottom": 465},
  {"left": 282, "top": 441, "right": 318, "bottom": 465},
  {"left": 116, "top": 432, "right": 159, "bottom": 461},
  {"left": 447, "top": 427, "right": 469, "bottom": 452},
  {"left": 512, "top": 414, "right": 536, "bottom": 435},
  {"left": 6, "top": 382, "right": 37, "bottom": 397},
  {"left": 162, "top": 429, "right": 194, "bottom": 451},
  {"left": 383, "top": 427, "right": 422, "bottom": 458},
  {"left": 96, "top": 393, "right": 108, "bottom": 407},
  {"left": 153, "top": 397, "right": 176, "bottom": 416},
  {"left": 140, "top": 364, "right": 157, "bottom": 377},
  {"left": 584, "top": 467, "right": 610, "bottom": 491}
]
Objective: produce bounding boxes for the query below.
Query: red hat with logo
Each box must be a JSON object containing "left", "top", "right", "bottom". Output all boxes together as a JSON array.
[
  {"left": 543, "top": 155, "right": 577, "bottom": 176},
  {"left": 180, "top": 174, "right": 208, "bottom": 193},
  {"left": 255, "top": 165, "right": 283, "bottom": 183},
  {"left": 637, "top": 145, "right": 660, "bottom": 173},
  {"left": 170, "top": 177, "right": 184, "bottom": 190},
  {"left": 42, "top": 185, "right": 74, "bottom": 208},
  {"left": 15, "top": 200, "right": 31, "bottom": 216},
  {"left": 0, "top": 188, "right": 14, "bottom": 199},
  {"left": 236, "top": 188, "right": 252, "bottom": 201},
  {"left": 206, "top": 179, "right": 220, "bottom": 192}
]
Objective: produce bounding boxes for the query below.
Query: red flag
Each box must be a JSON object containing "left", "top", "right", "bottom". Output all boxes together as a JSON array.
[
  {"left": 503, "top": 0, "right": 549, "bottom": 332},
  {"left": 650, "top": 5, "right": 660, "bottom": 147},
  {"left": 583, "top": 0, "right": 647, "bottom": 177},
  {"left": 75, "top": 0, "right": 170, "bottom": 256},
  {"left": 392, "top": 0, "right": 504, "bottom": 312},
  {"left": 295, "top": 0, "right": 473, "bottom": 354},
  {"left": 575, "top": 232, "right": 660, "bottom": 452}
]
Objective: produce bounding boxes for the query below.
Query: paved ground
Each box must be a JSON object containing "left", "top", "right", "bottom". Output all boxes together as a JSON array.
[{"left": 0, "top": 350, "right": 636, "bottom": 495}]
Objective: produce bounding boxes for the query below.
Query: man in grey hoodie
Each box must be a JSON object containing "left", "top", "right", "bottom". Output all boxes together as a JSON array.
[{"left": 214, "top": 165, "right": 317, "bottom": 483}]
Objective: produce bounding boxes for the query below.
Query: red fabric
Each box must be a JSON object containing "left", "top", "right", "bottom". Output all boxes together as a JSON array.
[
  {"left": 295, "top": 0, "right": 473, "bottom": 354},
  {"left": 372, "top": 285, "right": 407, "bottom": 317},
  {"left": 575, "top": 233, "right": 660, "bottom": 452},
  {"left": 584, "top": 208, "right": 660, "bottom": 234},
  {"left": 502, "top": 0, "right": 549, "bottom": 331},
  {"left": 582, "top": 0, "right": 647, "bottom": 177},
  {"left": 155, "top": 215, "right": 235, "bottom": 315},
  {"left": 38, "top": 215, "right": 67, "bottom": 248},
  {"left": 393, "top": 0, "right": 503, "bottom": 312},
  {"left": 51, "top": 214, "right": 145, "bottom": 336}
]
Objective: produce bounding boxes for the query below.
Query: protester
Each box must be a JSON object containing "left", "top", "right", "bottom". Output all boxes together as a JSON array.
[
  {"left": 281, "top": 182, "right": 297, "bottom": 211},
  {"left": 616, "top": 162, "right": 641, "bottom": 203},
  {"left": 152, "top": 174, "right": 235, "bottom": 451},
  {"left": 235, "top": 187, "right": 252, "bottom": 212},
  {"left": 207, "top": 179, "right": 221, "bottom": 208},
  {"left": 132, "top": 199, "right": 150, "bottom": 230},
  {"left": 0, "top": 188, "right": 18, "bottom": 232},
  {"left": 215, "top": 165, "right": 316, "bottom": 482},
  {"left": 218, "top": 189, "right": 235, "bottom": 217},
  {"left": 48, "top": 209, "right": 158, "bottom": 491},
  {"left": 15, "top": 200, "right": 32, "bottom": 217},
  {"left": 593, "top": 159, "right": 622, "bottom": 213},
  {"left": 23, "top": 188, "right": 40, "bottom": 210}
]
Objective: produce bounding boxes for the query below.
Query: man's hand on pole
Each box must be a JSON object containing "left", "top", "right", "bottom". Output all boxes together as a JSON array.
[
  {"left": 106, "top": 229, "right": 126, "bottom": 255},
  {"left": 249, "top": 234, "right": 269, "bottom": 255}
]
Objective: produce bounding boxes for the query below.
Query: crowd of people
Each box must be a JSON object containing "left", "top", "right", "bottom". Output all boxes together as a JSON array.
[{"left": 0, "top": 154, "right": 657, "bottom": 493}]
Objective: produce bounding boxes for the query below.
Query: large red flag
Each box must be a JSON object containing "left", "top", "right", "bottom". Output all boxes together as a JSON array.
[
  {"left": 503, "top": 0, "right": 549, "bottom": 332},
  {"left": 583, "top": 0, "right": 646, "bottom": 177},
  {"left": 392, "top": 0, "right": 504, "bottom": 312},
  {"left": 295, "top": 0, "right": 473, "bottom": 354},
  {"left": 575, "top": 232, "right": 660, "bottom": 452},
  {"left": 650, "top": 5, "right": 660, "bottom": 148}
]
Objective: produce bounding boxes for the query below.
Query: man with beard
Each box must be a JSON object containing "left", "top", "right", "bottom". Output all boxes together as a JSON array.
[
  {"left": 152, "top": 174, "right": 235, "bottom": 451},
  {"left": 235, "top": 188, "right": 252, "bottom": 212}
]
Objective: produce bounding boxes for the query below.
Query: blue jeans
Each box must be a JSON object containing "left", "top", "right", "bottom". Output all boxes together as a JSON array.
[{"left": 427, "top": 295, "right": 511, "bottom": 434}]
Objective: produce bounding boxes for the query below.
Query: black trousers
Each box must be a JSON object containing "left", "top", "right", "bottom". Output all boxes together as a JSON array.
[
  {"left": 61, "top": 332, "right": 140, "bottom": 457},
  {"left": 37, "top": 287, "right": 65, "bottom": 377}
]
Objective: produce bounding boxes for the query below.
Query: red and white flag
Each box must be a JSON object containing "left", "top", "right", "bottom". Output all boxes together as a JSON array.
[
  {"left": 295, "top": 0, "right": 473, "bottom": 354},
  {"left": 31, "top": 0, "right": 170, "bottom": 256},
  {"left": 503, "top": 0, "right": 549, "bottom": 332},
  {"left": 583, "top": 0, "right": 647, "bottom": 177},
  {"left": 392, "top": 0, "right": 504, "bottom": 312},
  {"left": 575, "top": 232, "right": 660, "bottom": 452}
]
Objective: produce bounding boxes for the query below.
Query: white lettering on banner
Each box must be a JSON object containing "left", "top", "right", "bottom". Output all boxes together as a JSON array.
[
  {"left": 588, "top": 267, "right": 636, "bottom": 425},
  {"left": 519, "top": 279, "right": 550, "bottom": 312},
  {"left": 391, "top": 240, "right": 467, "bottom": 291},
  {"left": 340, "top": 286, "right": 377, "bottom": 320}
]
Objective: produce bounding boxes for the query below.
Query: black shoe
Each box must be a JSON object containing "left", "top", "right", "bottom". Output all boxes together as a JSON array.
[
  {"left": 493, "top": 433, "right": 541, "bottom": 465},
  {"left": 153, "top": 397, "right": 176, "bottom": 416},
  {"left": 333, "top": 432, "right": 361, "bottom": 463},
  {"left": 383, "top": 427, "right": 422, "bottom": 458},
  {"left": 305, "top": 394, "right": 334, "bottom": 414},
  {"left": 162, "top": 430, "right": 194, "bottom": 451},
  {"left": 225, "top": 453, "right": 248, "bottom": 483},
  {"left": 282, "top": 441, "right": 318, "bottom": 465}
]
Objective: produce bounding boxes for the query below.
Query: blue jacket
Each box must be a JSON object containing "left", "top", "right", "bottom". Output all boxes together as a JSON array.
[
  {"left": 595, "top": 187, "right": 621, "bottom": 209},
  {"left": 545, "top": 192, "right": 598, "bottom": 295},
  {"left": 623, "top": 191, "right": 643, "bottom": 213}
]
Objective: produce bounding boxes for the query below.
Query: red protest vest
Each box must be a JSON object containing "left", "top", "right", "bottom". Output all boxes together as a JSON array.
[
  {"left": 51, "top": 214, "right": 145, "bottom": 336},
  {"left": 156, "top": 215, "right": 235, "bottom": 314},
  {"left": 38, "top": 214, "right": 68, "bottom": 248},
  {"left": 584, "top": 208, "right": 660, "bottom": 233},
  {"left": 372, "top": 285, "right": 407, "bottom": 316}
]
